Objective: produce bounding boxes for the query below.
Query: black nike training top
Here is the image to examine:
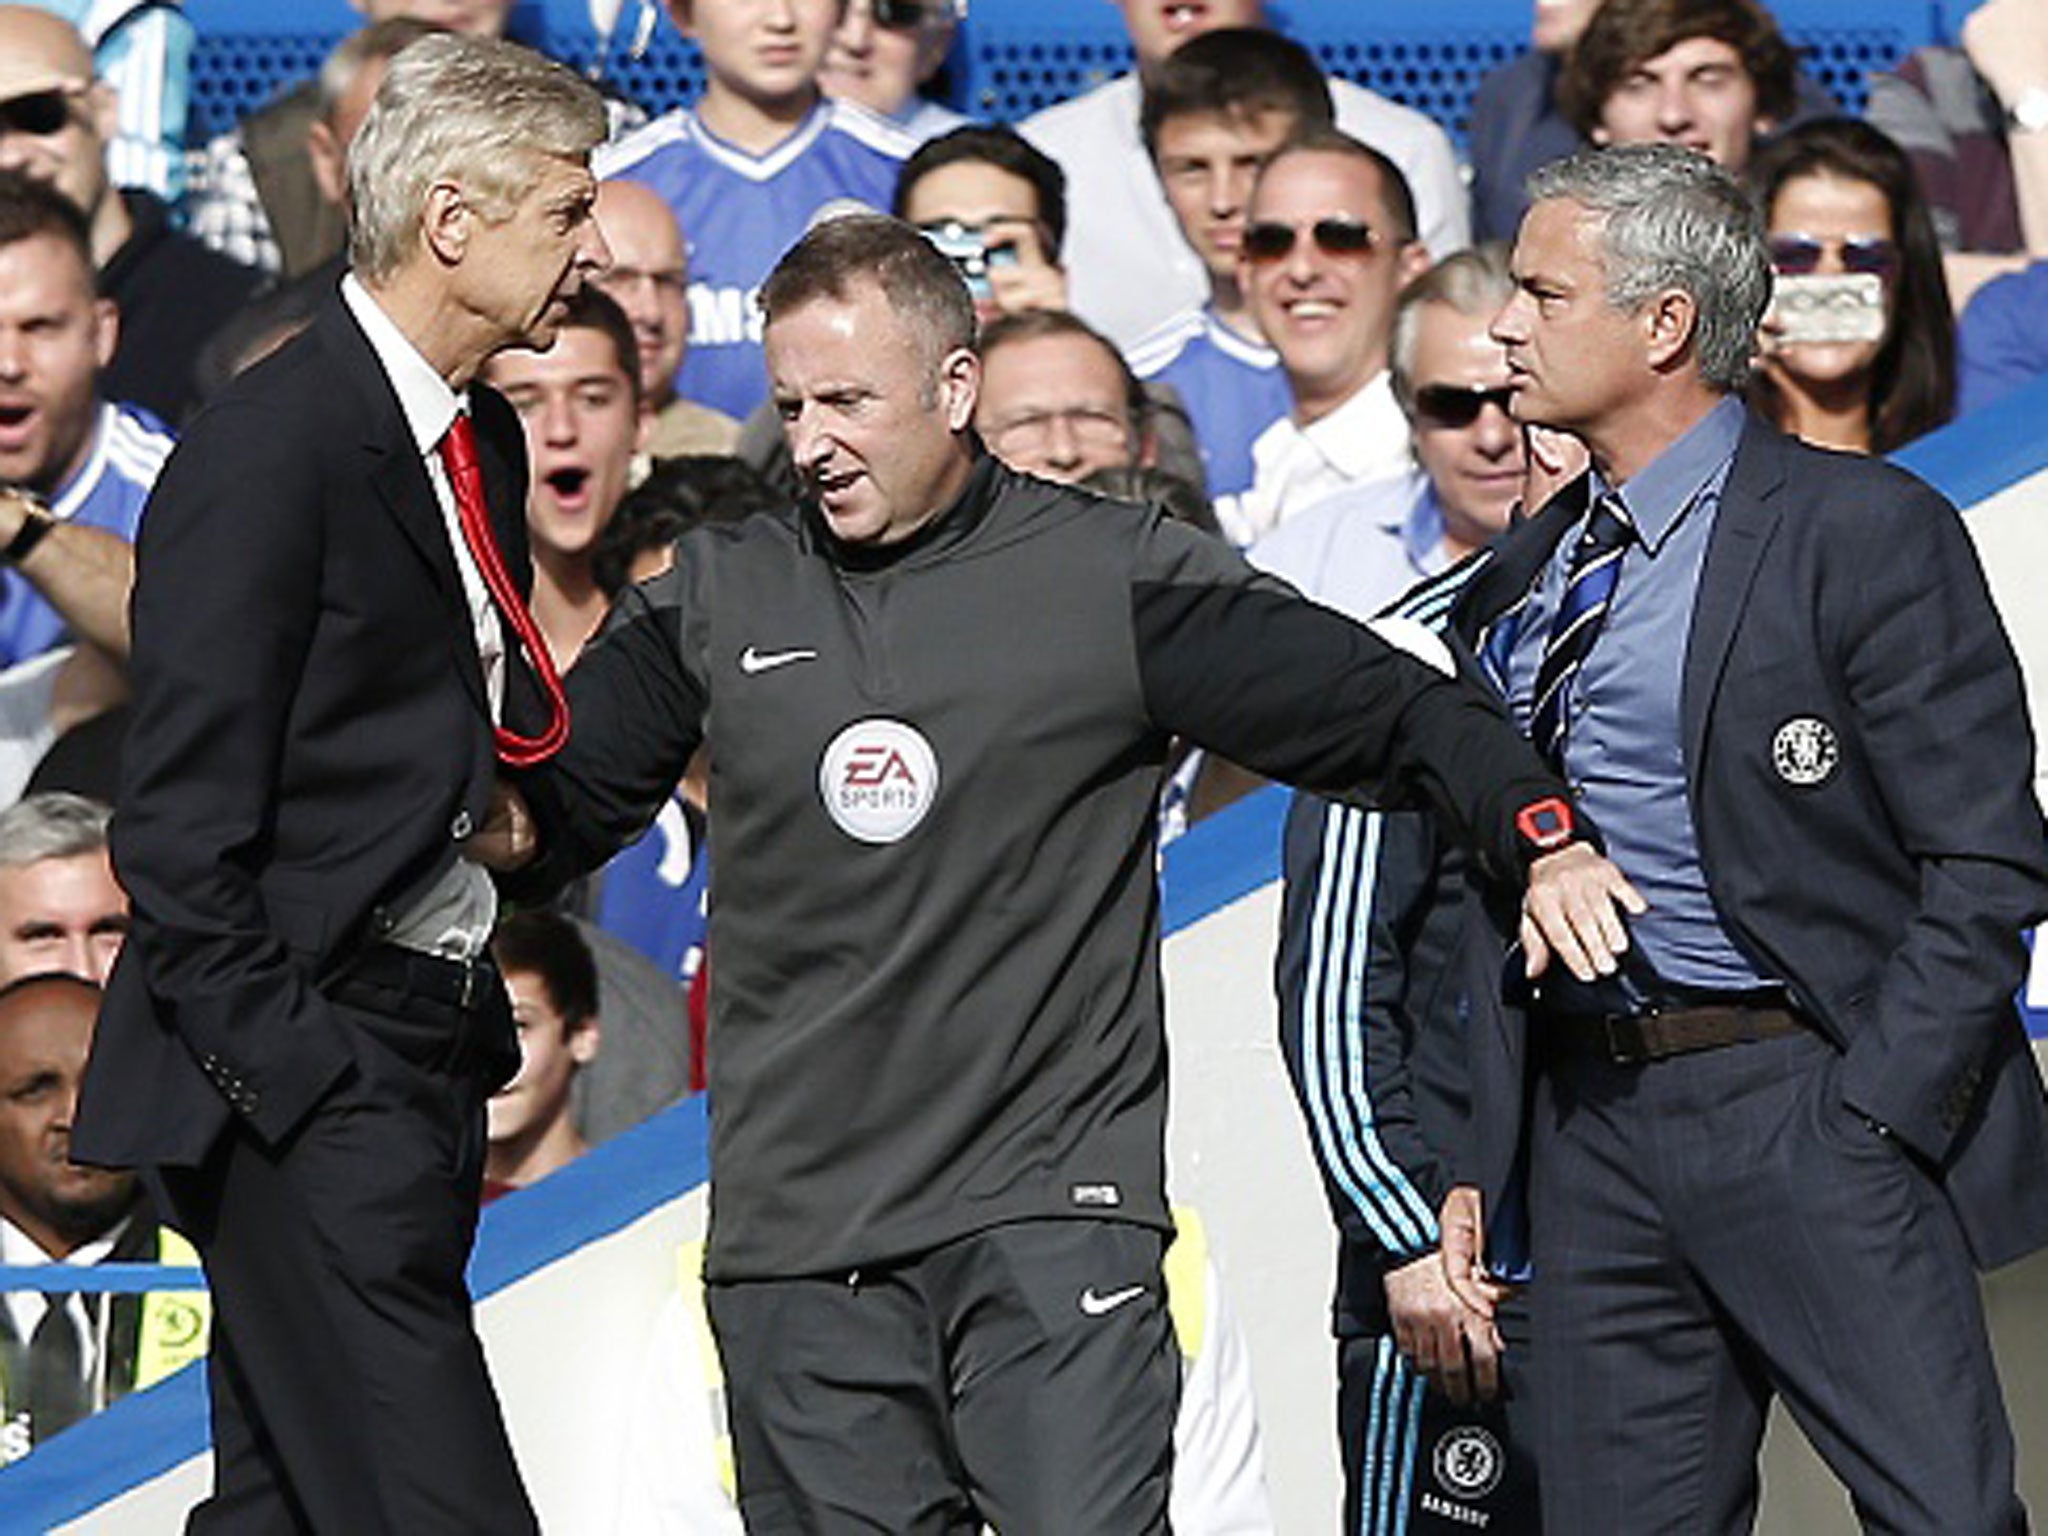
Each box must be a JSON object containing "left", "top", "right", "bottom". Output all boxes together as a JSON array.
[{"left": 520, "top": 455, "right": 1574, "bottom": 1281}]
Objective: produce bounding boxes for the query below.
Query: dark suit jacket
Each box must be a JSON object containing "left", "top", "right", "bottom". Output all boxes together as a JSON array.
[
  {"left": 1453, "top": 415, "right": 2048, "bottom": 1271},
  {"left": 74, "top": 291, "right": 539, "bottom": 1169}
]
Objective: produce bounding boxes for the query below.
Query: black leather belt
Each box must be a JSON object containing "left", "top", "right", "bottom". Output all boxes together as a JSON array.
[
  {"left": 1541, "top": 994, "right": 1809, "bottom": 1065},
  {"left": 328, "top": 944, "right": 498, "bottom": 1015}
]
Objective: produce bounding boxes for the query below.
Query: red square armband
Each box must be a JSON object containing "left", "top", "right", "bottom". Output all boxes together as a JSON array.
[{"left": 1515, "top": 796, "right": 1577, "bottom": 856}]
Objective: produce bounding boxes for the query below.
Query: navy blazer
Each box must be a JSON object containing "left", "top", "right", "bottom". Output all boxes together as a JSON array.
[
  {"left": 1452, "top": 414, "right": 2048, "bottom": 1271},
  {"left": 75, "top": 292, "right": 540, "bottom": 1169}
]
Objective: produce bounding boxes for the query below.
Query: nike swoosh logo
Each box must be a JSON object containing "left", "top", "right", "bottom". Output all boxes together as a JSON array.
[
  {"left": 739, "top": 645, "right": 818, "bottom": 675},
  {"left": 1078, "top": 1284, "right": 1146, "bottom": 1317}
]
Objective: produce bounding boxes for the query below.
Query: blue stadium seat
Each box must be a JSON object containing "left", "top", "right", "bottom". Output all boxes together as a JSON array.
[{"left": 182, "top": 0, "right": 1957, "bottom": 147}]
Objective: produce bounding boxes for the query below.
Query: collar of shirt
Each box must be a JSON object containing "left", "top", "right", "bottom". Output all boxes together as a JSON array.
[
  {"left": 1404, "top": 482, "right": 1449, "bottom": 568},
  {"left": 46, "top": 401, "right": 114, "bottom": 522},
  {"left": 0, "top": 1211, "right": 127, "bottom": 1268},
  {"left": 1300, "top": 371, "right": 1409, "bottom": 483},
  {"left": 1603, "top": 394, "right": 1746, "bottom": 556},
  {"left": 0, "top": 1211, "right": 130, "bottom": 1347},
  {"left": 341, "top": 272, "right": 467, "bottom": 455}
]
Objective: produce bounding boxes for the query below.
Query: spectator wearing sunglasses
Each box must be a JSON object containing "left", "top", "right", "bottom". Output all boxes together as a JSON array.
[
  {"left": 820, "top": 0, "right": 970, "bottom": 145},
  {"left": 598, "top": 0, "right": 914, "bottom": 421},
  {"left": 21, "top": 0, "right": 194, "bottom": 204},
  {"left": 1128, "top": 29, "right": 1330, "bottom": 519},
  {"left": 0, "top": 5, "right": 259, "bottom": 426},
  {"left": 1224, "top": 130, "right": 1430, "bottom": 547},
  {"left": 1748, "top": 118, "right": 1954, "bottom": 456},
  {"left": 1020, "top": 0, "right": 1467, "bottom": 352},
  {"left": 1558, "top": 0, "right": 1799, "bottom": 178},
  {"left": 1252, "top": 244, "right": 1530, "bottom": 619}
]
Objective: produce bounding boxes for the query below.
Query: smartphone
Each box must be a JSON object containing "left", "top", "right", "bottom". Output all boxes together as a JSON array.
[
  {"left": 919, "top": 220, "right": 996, "bottom": 300},
  {"left": 917, "top": 220, "right": 1023, "bottom": 301},
  {"left": 1770, "top": 272, "right": 1886, "bottom": 346}
]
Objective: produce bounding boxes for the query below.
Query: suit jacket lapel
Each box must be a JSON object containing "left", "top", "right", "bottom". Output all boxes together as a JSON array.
[
  {"left": 322, "top": 300, "right": 492, "bottom": 718},
  {"left": 1681, "top": 417, "right": 1788, "bottom": 789}
]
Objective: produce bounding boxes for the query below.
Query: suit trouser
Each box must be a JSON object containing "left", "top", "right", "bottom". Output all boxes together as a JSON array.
[
  {"left": 1340, "top": 1317, "right": 1541, "bottom": 1535},
  {"left": 707, "top": 1219, "right": 1180, "bottom": 1535},
  {"left": 1528, "top": 1028, "right": 2023, "bottom": 1535},
  {"left": 154, "top": 987, "right": 535, "bottom": 1536}
]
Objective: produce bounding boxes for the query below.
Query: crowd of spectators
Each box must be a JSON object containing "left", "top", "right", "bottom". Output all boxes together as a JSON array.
[{"left": 2, "top": 0, "right": 2046, "bottom": 1523}]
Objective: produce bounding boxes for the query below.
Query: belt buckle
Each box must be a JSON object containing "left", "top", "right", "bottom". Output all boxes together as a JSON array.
[{"left": 1602, "top": 1005, "right": 1656, "bottom": 1064}]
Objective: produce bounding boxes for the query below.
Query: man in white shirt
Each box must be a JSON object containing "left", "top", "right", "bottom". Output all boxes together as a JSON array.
[
  {"left": 1021, "top": 0, "right": 1467, "bottom": 349},
  {"left": 0, "top": 971, "right": 210, "bottom": 1465},
  {"left": 1223, "top": 130, "right": 1430, "bottom": 546}
]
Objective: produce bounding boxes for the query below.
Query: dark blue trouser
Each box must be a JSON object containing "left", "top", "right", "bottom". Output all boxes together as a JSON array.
[{"left": 1529, "top": 1029, "right": 2024, "bottom": 1534}]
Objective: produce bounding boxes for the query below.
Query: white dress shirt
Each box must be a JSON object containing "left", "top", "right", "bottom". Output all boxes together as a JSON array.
[
  {"left": 340, "top": 275, "right": 504, "bottom": 959},
  {"left": 1, "top": 1213, "right": 127, "bottom": 1402},
  {"left": 1220, "top": 372, "right": 1412, "bottom": 546}
]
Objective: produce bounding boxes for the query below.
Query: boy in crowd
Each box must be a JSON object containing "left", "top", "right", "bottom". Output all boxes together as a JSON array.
[
  {"left": 1558, "top": 0, "right": 1797, "bottom": 178},
  {"left": 1021, "top": 0, "right": 1466, "bottom": 349},
  {"left": 482, "top": 288, "right": 646, "bottom": 672},
  {"left": 484, "top": 911, "right": 603, "bottom": 1201},
  {"left": 599, "top": 0, "right": 913, "bottom": 419},
  {"left": 1129, "top": 29, "right": 1329, "bottom": 512}
]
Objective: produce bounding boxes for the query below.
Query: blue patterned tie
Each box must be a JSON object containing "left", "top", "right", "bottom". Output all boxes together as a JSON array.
[{"left": 1530, "top": 491, "right": 1634, "bottom": 768}]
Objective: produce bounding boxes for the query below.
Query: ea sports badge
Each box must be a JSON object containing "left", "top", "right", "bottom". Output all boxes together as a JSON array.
[
  {"left": 818, "top": 718, "right": 939, "bottom": 843},
  {"left": 1772, "top": 716, "right": 1839, "bottom": 787}
]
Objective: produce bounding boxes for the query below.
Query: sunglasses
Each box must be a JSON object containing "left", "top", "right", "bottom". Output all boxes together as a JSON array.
[
  {"left": 1242, "top": 217, "right": 1377, "bottom": 263},
  {"left": 0, "top": 89, "right": 73, "bottom": 138},
  {"left": 1412, "top": 383, "right": 1516, "bottom": 430},
  {"left": 870, "top": 0, "right": 961, "bottom": 28},
  {"left": 1767, "top": 233, "right": 1898, "bottom": 282}
]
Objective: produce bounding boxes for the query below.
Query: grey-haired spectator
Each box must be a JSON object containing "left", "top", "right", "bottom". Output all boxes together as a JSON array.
[{"left": 0, "top": 792, "right": 123, "bottom": 987}]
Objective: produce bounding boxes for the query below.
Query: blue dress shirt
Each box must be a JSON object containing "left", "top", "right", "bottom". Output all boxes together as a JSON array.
[{"left": 1506, "top": 396, "right": 1772, "bottom": 990}]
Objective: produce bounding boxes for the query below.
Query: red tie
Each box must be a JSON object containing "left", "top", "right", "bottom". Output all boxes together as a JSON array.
[{"left": 437, "top": 412, "right": 570, "bottom": 767}]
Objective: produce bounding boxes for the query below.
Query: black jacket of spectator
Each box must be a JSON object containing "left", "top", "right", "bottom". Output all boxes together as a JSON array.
[{"left": 100, "top": 189, "right": 265, "bottom": 425}]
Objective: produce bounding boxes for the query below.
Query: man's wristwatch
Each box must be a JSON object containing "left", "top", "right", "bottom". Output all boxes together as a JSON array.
[
  {"left": 2008, "top": 85, "right": 2048, "bottom": 135},
  {"left": 0, "top": 486, "right": 55, "bottom": 565}
]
